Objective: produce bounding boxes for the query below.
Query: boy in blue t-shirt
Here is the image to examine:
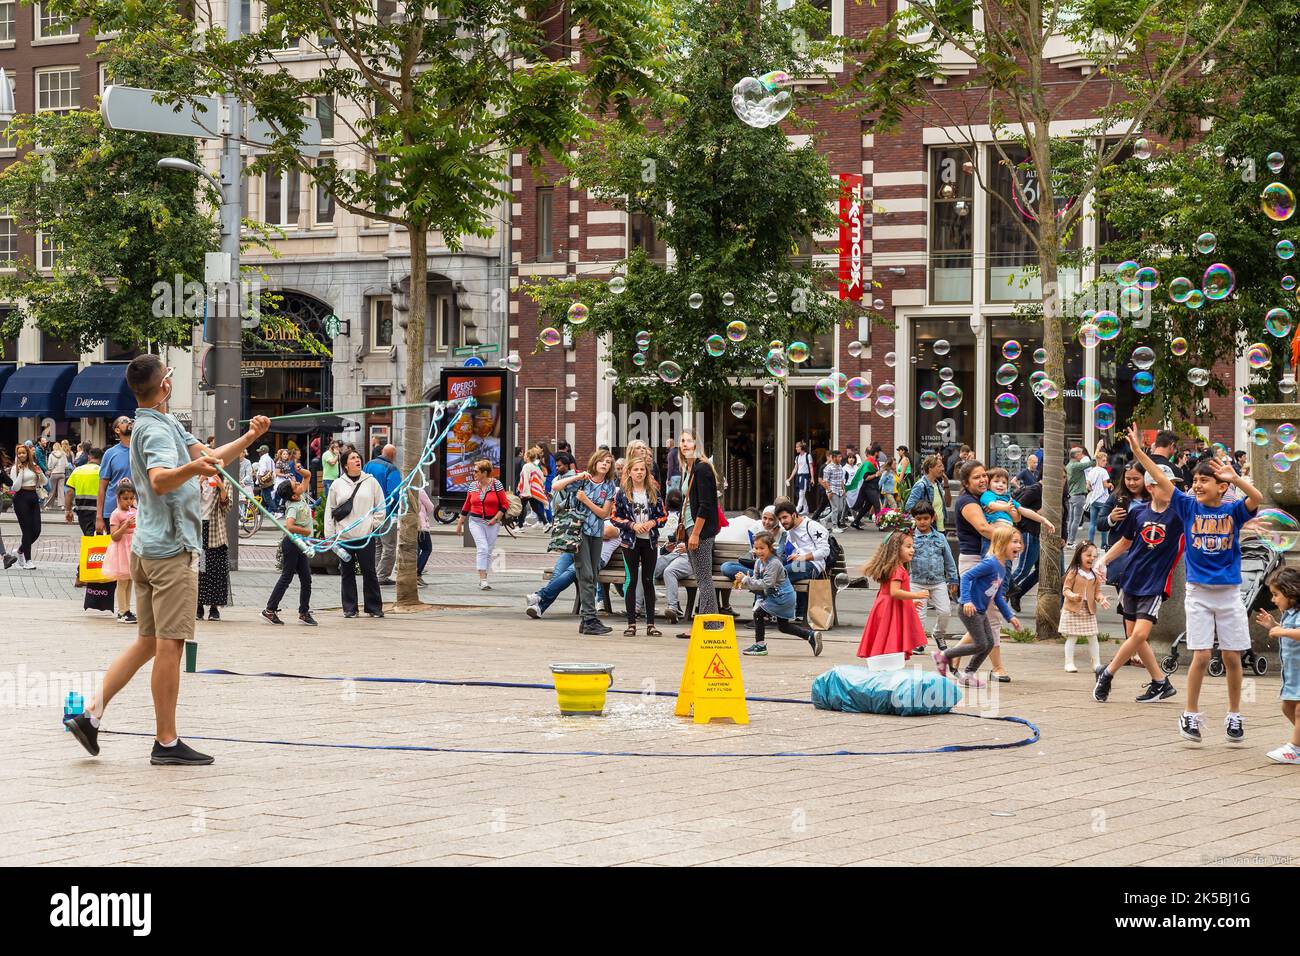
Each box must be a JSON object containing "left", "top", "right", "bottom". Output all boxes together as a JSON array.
[
  {"left": 1093, "top": 464, "right": 1184, "bottom": 704},
  {"left": 1128, "top": 425, "right": 1262, "bottom": 744}
]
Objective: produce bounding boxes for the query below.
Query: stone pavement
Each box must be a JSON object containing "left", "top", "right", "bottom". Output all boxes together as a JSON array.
[{"left": 3, "top": 552, "right": 1300, "bottom": 867}]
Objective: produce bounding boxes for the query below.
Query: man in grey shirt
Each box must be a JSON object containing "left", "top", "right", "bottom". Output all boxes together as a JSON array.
[{"left": 65, "top": 354, "right": 270, "bottom": 767}]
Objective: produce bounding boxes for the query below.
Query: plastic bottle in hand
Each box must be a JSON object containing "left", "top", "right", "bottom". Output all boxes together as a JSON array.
[
  {"left": 332, "top": 544, "right": 353, "bottom": 563},
  {"left": 63, "top": 691, "right": 83, "bottom": 731}
]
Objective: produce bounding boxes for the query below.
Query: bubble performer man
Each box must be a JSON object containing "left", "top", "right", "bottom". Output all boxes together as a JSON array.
[{"left": 64, "top": 354, "right": 271, "bottom": 766}]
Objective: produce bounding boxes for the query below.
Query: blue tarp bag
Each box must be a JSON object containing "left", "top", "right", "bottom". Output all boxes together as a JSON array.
[{"left": 811, "top": 665, "right": 962, "bottom": 716}]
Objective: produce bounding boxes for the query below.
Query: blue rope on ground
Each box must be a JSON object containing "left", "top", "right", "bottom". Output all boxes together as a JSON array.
[{"left": 105, "top": 668, "right": 1040, "bottom": 758}]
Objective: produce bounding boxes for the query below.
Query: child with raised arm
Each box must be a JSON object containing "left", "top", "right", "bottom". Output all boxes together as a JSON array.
[
  {"left": 1126, "top": 424, "right": 1261, "bottom": 744},
  {"left": 1255, "top": 567, "right": 1300, "bottom": 765}
]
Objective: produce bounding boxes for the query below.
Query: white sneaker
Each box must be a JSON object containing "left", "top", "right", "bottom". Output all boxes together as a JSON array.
[
  {"left": 24, "top": 558, "right": 35, "bottom": 570},
  {"left": 479, "top": 581, "right": 492, "bottom": 591},
  {"left": 1064, "top": 663, "right": 1078, "bottom": 673},
  {"left": 1266, "top": 744, "right": 1300, "bottom": 765}
]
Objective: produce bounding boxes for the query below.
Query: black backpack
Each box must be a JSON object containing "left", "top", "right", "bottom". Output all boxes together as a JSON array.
[{"left": 825, "top": 533, "right": 844, "bottom": 579}]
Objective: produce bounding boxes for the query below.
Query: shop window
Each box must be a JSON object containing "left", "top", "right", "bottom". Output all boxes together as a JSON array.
[
  {"left": 987, "top": 144, "right": 1081, "bottom": 302},
  {"left": 929, "top": 147, "right": 974, "bottom": 303},
  {"left": 987, "top": 317, "right": 1086, "bottom": 466},
  {"left": 913, "top": 317, "right": 976, "bottom": 460},
  {"left": 628, "top": 211, "right": 665, "bottom": 263},
  {"left": 40, "top": 330, "right": 79, "bottom": 362},
  {"left": 536, "top": 187, "right": 553, "bottom": 262}
]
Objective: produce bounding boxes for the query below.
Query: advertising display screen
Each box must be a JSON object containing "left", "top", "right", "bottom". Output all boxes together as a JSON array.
[{"left": 439, "top": 368, "right": 510, "bottom": 497}]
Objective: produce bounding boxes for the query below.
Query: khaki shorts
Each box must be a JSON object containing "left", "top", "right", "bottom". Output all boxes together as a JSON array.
[{"left": 131, "top": 551, "right": 199, "bottom": 641}]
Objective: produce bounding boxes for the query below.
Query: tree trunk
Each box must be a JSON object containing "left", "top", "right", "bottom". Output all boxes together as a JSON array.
[
  {"left": 1035, "top": 161, "right": 1064, "bottom": 639},
  {"left": 395, "top": 227, "right": 428, "bottom": 608}
]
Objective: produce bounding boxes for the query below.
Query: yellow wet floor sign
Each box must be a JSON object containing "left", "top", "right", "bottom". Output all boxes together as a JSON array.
[{"left": 675, "top": 614, "right": 748, "bottom": 725}]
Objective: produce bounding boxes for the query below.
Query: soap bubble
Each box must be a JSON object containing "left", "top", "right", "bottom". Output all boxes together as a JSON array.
[
  {"left": 1188, "top": 367, "right": 1210, "bottom": 387},
  {"left": 567, "top": 389, "right": 579, "bottom": 401},
  {"left": 1276, "top": 483, "right": 1286, "bottom": 495},
  {"left": 1267, "top": 307, "right": 1293, "bottom": 337},
  {"left": 1130, "top": 346, "right": 1156, "bottom": 369},
  {"left": 1286, "top": 276, "right": 1298, "bottom": 292},
  {"left": 765, "top": 350, "right": 789, "bottom": 378},
  {"left": 1248, "top": 508, "right": 1300, "bottom": 552},
  {"left": 766, "top": 290, "right": 778, "bottom": 304},
  {"left": 539, "top": 326, "right": 562, "bottom": 348},
  {"left": 1095, "top": 403, "right": 1117, "bottom": 430},
  {"left": 1280, "top": 423, "right": 1298, "bottom": 444},
  {"left": 1078, "top": 323, "right": 1100, "bottom": 349},
  {"left": 731, "top": 74, "right": 793, "bottom": 128},
  {"left": 1185, "top": 289, "right": 1206, "bottom": 309},
  {"left": 1202, "top": 263, "right": 1236, "bottom": 300},
  {"left": 1195, "top": 232, "right": 1217, "bottom": 254},
  {"left": 1279, "top": 239, "right": 1296, "bottom": 260},
  {"left": 1284, "top": 376, "right": 1299, "bottom": 396},
  {"left": 1268, "top": 151, "right": 1286, "bottom": 173},
  {"left": 705, "top": 334, "right": 726, "bottom": 357},
  {"left": 1253, "top": 427, "right": 1270, "bottom": 446},
  {"left": 937, "top": 382, "right": 964, "bottom": 409},
  {"left": 567, "top": 302, "right": 590, "bottom": 325},
  {"left": 726, "top": 320, "right": 748, "bottom": 343},
  {"left": 874, "top": 395, "right": 895, "bottom": 418},
  {"left": 876, "top": 383, "right": 896, "bottom": 401},
  {"left": 995, "top": 362, "right": 1018, "bottom": 386},
  {"left": 1272, "top": 453, "right": 1292, "bottom": 473},
  {"left": 758, "top": 70, "right": 792, "bottom": 91},
  {"left": 1077, "top": 376, "right": 1102, "bottom": 402},
  {"left": 1133, "top": 371, "right": 1155, "bottom": 394},
  {"left": 687, "top": 292, "right": 703, "bottom": 309},
  {"left": 1034, "top": 378, "right": 1060, "bottom": 401},
  {"left": 1029, "top": 370, "right": 1048, "bottom": 390},
  {"left": 603, "top": 368, "right": 619, "bottom": 380},
  {"left": 1261, "top": 182, "right": 1296, "bottom": 221},
  {"left": 730, "top": 401, "right": 747, "bottom": 419},
  {"left": 786, "top": 341, "right": 810, "bottom": 363},
  {"left": 1214, "top": 144, "right": 1227, "bottom": 158},
  {"left": 761, "top": 382, "right": 776, "bottom": 396},
  {"left": 1032, "top": 348, "right": 1047, "bottom": 365},
  {"left": 1284, "top": 442, "right": 1300, "bottom": 463},
  {"left": 635, "top": 330, "right": 651, "bottom": 349},
  {"left": 1135, "top": 266, "right": 1160, "bottom": 291},
  {"left": 1002, "top": 340, "right": 1022, "bottom": 361},
  {"left": 919, "top": 390, "right": 939, "bottom": 410},
  {"left": 1247, "top": 342, "right": 1273, "bottom": 368},
  {"left": 994, "top": 392, "right": 1020, "bottom": 417},
  {"left": 933, "top": 339, "right": 951, "bottom": 356},
  {"left": 884, "top": 351, "right": 897, "bottom": 368},
  {"left": 830, "top": 372, "right": 849, "bottom": 395},
  {"left": 1242, "top": 394, "right": 1257, "bottom": 417},
  {"left": 608, "top": 275, "right": 627, "bottom": 294},
  {"left": 814, "top": 378, "right": 837, "bottom": 404},
  {"left": 1118, "top": 287, "right": 1144, "bottom": 315},
  {"left": 1095, "top": 310, "right": 1122, "bottom": 339},
  {"left": 722, "top": 291, "right": 735, "bottom": 307},
  {"left": 872, "top": 297, "right": 885, "bottom": 310},
  {"left": 633, "top": 351, "right": 647, "bottom": 366},
  {"left": 1114, "top": 260, "right": 1141, "bottom": 287},
  {"left": 657, "top": 360, "right": 682, "bottom": 383},
  {"left": 847, "top": 340, "right": 863, "bottom": 358},
  {"left": 1171, "top": 337, "right": 1189, "bottom": 356},
  {"left": 502, "top": 352, "right": 522, "bottom": 372},
  {"left": 1006, "top": 444, "right": 1023, "bottom": 462},
  {"left": 1133, "top": 138, "right": 1152, "bottom": 161},
  {"left": 940, "top": 366, "right": 954, "bottom": 381},
  {"left": 1168, "top": 276, "right": 1194, "bottom": 302},
  {"left": 846, "top": 377, "right": 871, "bottom": 402},
  {"left": 769, "top": 339, "right": 784, "bottom": 352}
]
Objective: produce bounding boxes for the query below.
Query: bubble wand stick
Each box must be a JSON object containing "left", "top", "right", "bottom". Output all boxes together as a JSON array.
[{"left": 210, "top": 463, "right": 313, "bottom": 555}]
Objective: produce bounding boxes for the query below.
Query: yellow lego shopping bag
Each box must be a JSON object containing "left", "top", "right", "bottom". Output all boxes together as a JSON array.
[{"left": 79, "top": 535, "right": 113, "bottom": 584}]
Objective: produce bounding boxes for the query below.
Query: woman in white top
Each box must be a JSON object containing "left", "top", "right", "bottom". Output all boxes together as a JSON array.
[
  {"left": 324, "top": 449, "right": 386, "bottom": 617},
  {"left": 517, "top": 446, "right": 548, "bottom": 528},
  {"left": 44, "top": 443, "right": 68, "bottom": 511},
  {"left": 8, "top": 444, "right": 45, "bottom": 568}
]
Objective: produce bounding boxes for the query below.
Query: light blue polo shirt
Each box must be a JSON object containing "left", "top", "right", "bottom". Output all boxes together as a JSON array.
[{"left": 129, "top": 408, "right": 202, "bottom": 558}]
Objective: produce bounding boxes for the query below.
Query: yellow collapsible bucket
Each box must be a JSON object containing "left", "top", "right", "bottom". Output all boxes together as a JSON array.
[{"left": 550, "top": 663, "right": 615, "bottom": 716}]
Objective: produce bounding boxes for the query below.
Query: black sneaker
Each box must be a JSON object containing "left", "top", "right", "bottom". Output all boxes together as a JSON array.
[
  {"left": 2, "top": 553, "right": 15, "bottom": 570},
  {"left": 262, "top": 609, "right": 284, "bottom": 625},
  {"left": 196, "top": 607, "right": 204, "bottom": 620},
  {"left": 367, "top": 610, "right": 385, "bottom": 618},
  {"left": 742, "top": 642, "right": 768, "bottom": 656},
  {"left": 1092, "top": 666, "right": 1113, "bottom": 702},
  {"left": 1225, "top": 713, "right": 1245, "bottom": 744},
  {"left": 343, "top": 610, "right": 358, "bottom": 618},
  {"left": 934, "top": 635, "right": 949, "bottom": 652},
  {"left": 580, "top": 621, "right": 613, "bottom": 635},
  {"left": 809, "top": 631, "right": 824, "bottom": 657},
  {"left": 64, "top": 713, "right": 100, "bottom": 756},
  {"left": 299, "top": 612, "right": 318, "bottom": 626},
  {"left": 120, "top": 611, "right": 137, "bottom": 625},
  {"left": 1179, "top": 712, "right": 1203, "bottom": 744},
  {"left": 150, "top": 738, "right": 214, "bottom": 766},
  {"left": 1009, "top": 589, "right": 1023, "bottom": 614},
  {"left": 207, "top": 607, "right": 220, "bottom": 621},
  {"left": 1135, "top": 679, "right": 1176, "bottom": 703}
]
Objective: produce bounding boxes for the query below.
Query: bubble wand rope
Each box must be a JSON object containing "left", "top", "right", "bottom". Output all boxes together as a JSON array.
[
  {"left": 211, "top": 462, "right": 313, "bottom": 555},
  {"left": 237, "top": 400, "right": 457, "bottom": 426}
]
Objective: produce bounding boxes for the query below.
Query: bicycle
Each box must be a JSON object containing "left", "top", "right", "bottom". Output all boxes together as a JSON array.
[{"left": 238, "top": 494, "right": 263, "bottom": 538}]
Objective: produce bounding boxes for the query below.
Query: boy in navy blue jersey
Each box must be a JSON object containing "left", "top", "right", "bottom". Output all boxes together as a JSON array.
[
  {"left": 1093, "top": 463, "right": 1184, "bottom": 704},
  {"left": 1127, "top": 425, "right": 1262, "bottom": 744}
]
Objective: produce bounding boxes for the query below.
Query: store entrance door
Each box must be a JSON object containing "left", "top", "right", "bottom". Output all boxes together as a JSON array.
[
  {"left": 717, "top": 388, "right": 777, "bottom": 511},
  {"left": 789, "top": 385, "right": 835, "bottom": 492}
]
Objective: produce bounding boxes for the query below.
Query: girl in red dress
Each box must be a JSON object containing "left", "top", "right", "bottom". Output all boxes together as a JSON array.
[{"left": 856, "top": 524, "right": 929, "bottom": 660}]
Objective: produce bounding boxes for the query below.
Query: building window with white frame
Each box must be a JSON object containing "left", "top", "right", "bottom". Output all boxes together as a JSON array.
[
  {"left": 929, "top": 147, "right": 974, "bottom": 304},
  {"left": 986, "top": 143, "right": 1080, "bottom": 303},
  {"left": 434, "top": 293, "right": 458, "bottom": 352},
  {"left": 264, "top": 165, "right": 301, "bottom": 227},
  {"left": 34, "top": 3, "right": 74, "bottom": 39},
  {"left": 37, "top": 230, "right": 62, "bottom": 271},
  {"left": 0, "top": 74, "right": 14, "bottom": 151},
  {"left": 314, "top": 153, "right": 335, "bottom": 225},
  {"left": 315, "top": 96, "right": 335, "bottom": 140},
  {"left": 0, "top": 1, "right": 15, "bottom": 43},
  {"left": 35, "top": 67, "right": 79, "bottom": 113},
  {"left": 370, "top": 297, "right": 393, "bottom": 350},
  {"left": 0, "top": 217, "right": 16, "bottom": 267}
]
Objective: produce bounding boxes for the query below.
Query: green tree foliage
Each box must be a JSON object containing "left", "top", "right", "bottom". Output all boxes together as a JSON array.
[{"left": 527, "top": 0, "right": 854, "bottom": 408}]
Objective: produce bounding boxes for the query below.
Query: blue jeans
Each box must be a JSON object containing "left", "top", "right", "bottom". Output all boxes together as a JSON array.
[
  {"left": 784, "top": 560, "right": 821, "bottom": 617},
  {"left": 1086, "top": 501, "right": 1107, "bottom": 545},
  {"left": 537, "top": 552, "right": 577, "bottom": 614},
  {"left": 720, "top": 559, "right": 753, "bottom": 579},
  {"left": 1011, "top": 532, "right": 1064, "bottom": 597},
  {"left": 417, "top": 531, "right": 432, "bottom": 575},
  {"left": 1066, "top": 493, "right": 1086, "bottom": 544}
]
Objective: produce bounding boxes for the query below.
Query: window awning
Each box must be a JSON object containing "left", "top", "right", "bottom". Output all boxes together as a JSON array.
[
  {"left": 0, "top": 364, "right": 16, "bottom": 397},
  {"left": 0, "top": 363, "right": 78, "bottom": 418},
  {"left": 64, "top": 363, "right": 137, "bottom": 419}
]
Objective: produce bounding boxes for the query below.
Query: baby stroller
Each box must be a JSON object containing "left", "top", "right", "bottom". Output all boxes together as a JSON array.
[{"left": 1161, "top": 536, "right": 1279, "bottom": 677}]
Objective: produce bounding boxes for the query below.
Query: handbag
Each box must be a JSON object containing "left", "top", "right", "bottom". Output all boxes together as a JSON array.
[
  {"left": 330, "top": 477, "right": 366, "bottom": 523},
  {"left": 806, "top": 577, "right": 835, "bottom": 631},
  {"left": 505, "top": 491, "right": 523, "bottom": 520},
  {"left": 547, "top": 490, "right": 583, "bottom": 554}
]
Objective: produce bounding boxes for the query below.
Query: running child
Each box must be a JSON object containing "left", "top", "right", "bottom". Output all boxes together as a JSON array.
[
  {"left": 1060, "top": 541, "right": 1110, "bottom": 672},
  {"left": 1093, "top": 464, "right": 1183, "bottom": 704},
  {"left": 1255, "top": 568, "right": 1300, "bottom": 765},
  {"left": 738, "top": 531, "right": 823, "bottom": 657},
  {"left": 1127, "top": 424, "right": 1261, "bottom": 744},
  {"left": 262, "top": 475, "right": 318, "bottom": 626},
  {"left": 908, "top": 501, "right": 957, "bottom": 651},
  {"left": 856, "top": 514, "right": 928, "bottom": 661},
  {"left": 935, "top": 523, "right": 1023, "bottom": 687},
  {"left": 106, "top": 478, "right": 138, "bottom": 624}
]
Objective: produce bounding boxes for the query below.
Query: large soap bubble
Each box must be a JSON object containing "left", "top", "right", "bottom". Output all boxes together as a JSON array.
[
  {"left": 705, "top": 334, "right": 726, "bottom": 357},
  {"left": 1262, "top": 182, "right": 1296, "bottom": 222},
  {"left": 731, "top": 74, "right": 793, "bottom": 128},
  {"left": 1246, "top": 508, "right": 1300, "bottom": 553},
  {"left": 1168, "top": 276, "right": 1194, "bottom": 303},
  {"left": 1131, "top": 346, "right": 1156, "bottom": 369},
  {"left": 937, "top": 382, "right": 963, "bottom": 409},
  {"left": 1202, "top": 263, "right": 1235, "bottom": 300},
  {"left": 567, "top": 302, "right": 590, "bottom": 325},
  {"left": 1114, "top": 260, "right": 1141, "bottom": 287},
  {"left": 657, "top": 360, "right": 682, "bottom": 383},
  {"left": 1267, "top": 307, "right": 1293, "bottom": 338},
  {"left": 994, "top": 392, "right": 1020, "bottom": 417},
  {"left": 1132, "top": 371, "right": 1155, "bottom": 394},
  {"left": 995, "top": 362, "right": 1018, "bottom": 386}
]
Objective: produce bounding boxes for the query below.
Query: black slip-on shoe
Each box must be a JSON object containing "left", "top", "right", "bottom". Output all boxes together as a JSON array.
[
  {"left": 150, "top": 739, "right": 214, "bottom": 766},
  {"left": 65, "top": 713, "right": 100, "bottom": 757}
]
